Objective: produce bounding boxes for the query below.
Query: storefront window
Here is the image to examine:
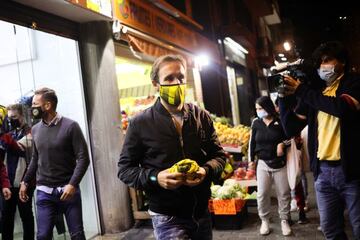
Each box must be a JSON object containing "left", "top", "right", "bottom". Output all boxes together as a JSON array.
[
  {"left": 0, "top": 20, "right": 100, "bottom": 239},
  {"left": 117, "top": 56, "right": 156, "bottom": 119}
]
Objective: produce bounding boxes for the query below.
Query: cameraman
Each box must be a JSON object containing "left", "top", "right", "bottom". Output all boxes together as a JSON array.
[{"left": 278, "top": 41, "right": 360, "bottom": 239}]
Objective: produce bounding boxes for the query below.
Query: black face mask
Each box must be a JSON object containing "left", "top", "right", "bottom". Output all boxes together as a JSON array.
[
  {"left": 8, "top": 118, "right": 20, "bottom": 130},
  {"left": 31, "top": 106, "right": 44, "bottom": 120}
]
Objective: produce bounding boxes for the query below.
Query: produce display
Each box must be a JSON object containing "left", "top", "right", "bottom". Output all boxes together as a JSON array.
[
  {"left": 120, "top": 95, "right": 156, "bottom": 119},
  {"left": 210, "top": 179, "right": 249, "bottom": 200},
  {"left": 121, "top": 111, "right": 129, "bottom": 130},
  {"left": 210, "top": 114, "right": 231, "bottom": 125},
  {"left": 169, "top": 159, "right": 200, "bottom": 180},
  {"left": 232, "top": 167, "right": 256, "bottom": 180},
  {"left": 220, "top": 159, "right": 234, "bottom": 180},
  {"left": 213, "top": 121, "right": 251, "bottom": 155}
]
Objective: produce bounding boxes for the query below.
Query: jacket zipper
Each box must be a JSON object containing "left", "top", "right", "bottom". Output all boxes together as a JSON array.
[
  {"left": 171, "top": 115, "right": 185, "bottom": 158},
  {"left": 172, "top": 114, "right": 198, "bottom": 220},
  {"left": 179, "top": 134, "right": 185, "bottom": 158}
]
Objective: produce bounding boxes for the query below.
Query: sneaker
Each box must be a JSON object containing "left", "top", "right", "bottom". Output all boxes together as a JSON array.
[
  {"left": 260, "top": 220, "right": 270, "bottom": 235},
  {"left": 281, "top": 220, "right": 292, "bottom": 236},
  {"left": 298, "top": 211, "right": 309, "bottom": 224},
  {"left": 290, "top": 198, "right": 297, "bottom": 212}
]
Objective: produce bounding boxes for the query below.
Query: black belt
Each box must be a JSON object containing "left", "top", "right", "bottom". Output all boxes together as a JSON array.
[{"left": 319, "top": 160, "right": 341, "bottom": 167}]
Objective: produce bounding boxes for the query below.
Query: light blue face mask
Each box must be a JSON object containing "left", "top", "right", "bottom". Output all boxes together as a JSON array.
[
  {"left": 317, "top": 64, "right": 339, "bottom": 83},
  {"left": 257, "top": 110, "right": 268, "bottom": 119}
]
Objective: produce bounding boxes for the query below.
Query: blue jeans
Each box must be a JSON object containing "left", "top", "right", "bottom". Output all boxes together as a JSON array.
[
  {"left": 151, "top": 211, "right": 212, "bottom": 240},
  {"left": 315, "top": 162, "right": 360, "bottom": 240},
  {"left": 36, "top": 188, "right": 85, "bottom": 240}
]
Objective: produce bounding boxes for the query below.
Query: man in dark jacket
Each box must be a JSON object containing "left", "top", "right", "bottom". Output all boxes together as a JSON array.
[
  {"left": 279, "top": 41, "right": 360, "bottom": 239},
  {"left": 118, "top": 54, "right": 226, "bottom": 240}
]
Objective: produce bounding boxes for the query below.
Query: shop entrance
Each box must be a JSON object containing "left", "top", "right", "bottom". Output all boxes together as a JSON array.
[
  {"left": 116, "top": 56, "right": 156, "bottom": 121},
  {"left": 226, "top": 64, "right": 253, "bottom": 126},
  {"left": 0, "top": 20, "right": 100, "bottom": 239}
]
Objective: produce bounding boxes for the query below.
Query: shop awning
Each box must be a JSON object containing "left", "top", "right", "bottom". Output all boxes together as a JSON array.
[{"left": 124, "top": 32, "right": 195, "bottom": 68}]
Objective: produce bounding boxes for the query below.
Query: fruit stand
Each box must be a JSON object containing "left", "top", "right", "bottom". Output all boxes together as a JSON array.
[
  {"left": 213, "top": 121, "right": 251, "bottom": 159},
  {"left": 209, "top": 179, "right": 256, "bottom": 229}
]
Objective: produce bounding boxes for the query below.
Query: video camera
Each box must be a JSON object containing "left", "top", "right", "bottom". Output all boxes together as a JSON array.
[{"left": 267, "top": 59, "right": 308, "bottom": 95}]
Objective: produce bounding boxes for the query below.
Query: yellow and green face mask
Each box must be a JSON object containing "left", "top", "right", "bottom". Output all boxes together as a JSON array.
[{"left": 159, "top": 84, "right": 186, "bottom": 106}]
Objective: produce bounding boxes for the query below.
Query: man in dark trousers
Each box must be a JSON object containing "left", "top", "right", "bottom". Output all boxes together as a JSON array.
[
  {"left": 118, "top": 54, "right": 226, "bottom": 240},
  {"left": 19, "top": 87, "right": 90, "bottom": 240},
  {"left": 279, "top": 41, "right": 360, "bottom": 239}
]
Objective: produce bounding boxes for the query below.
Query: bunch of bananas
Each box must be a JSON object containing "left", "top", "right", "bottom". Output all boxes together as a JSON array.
[{"left": 169, "top": 159, "right": 200, "bottom": 180}]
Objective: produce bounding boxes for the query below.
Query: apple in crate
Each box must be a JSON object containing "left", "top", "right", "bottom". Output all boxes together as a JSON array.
[
  {"left": 244, "top": 169, "right": 255, "bottom": 180},
  {"left": 234, "top": 167, "right": 246, "bottom": 179}
]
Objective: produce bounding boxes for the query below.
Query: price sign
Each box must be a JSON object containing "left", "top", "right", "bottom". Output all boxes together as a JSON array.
[{"left": 212, "top": 199, "right": 237, "bottom": 215}]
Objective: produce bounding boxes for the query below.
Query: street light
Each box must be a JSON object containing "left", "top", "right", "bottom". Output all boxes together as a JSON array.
[
  {"left": 283, "top": 41, "right": 291, "bottom": 51},
  {"left": 195, "top": 54, "right": 210, "bottom": 71}
]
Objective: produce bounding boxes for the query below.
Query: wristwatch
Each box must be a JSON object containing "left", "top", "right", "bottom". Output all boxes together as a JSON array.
[{"left": 150, "top": 175, "right": 157, "bottom": 183}]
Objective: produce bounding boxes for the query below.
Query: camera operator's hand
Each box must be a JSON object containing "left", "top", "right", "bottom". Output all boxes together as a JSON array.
[{"left": 283, "top": 75, "right": 301, "bottom": 96}]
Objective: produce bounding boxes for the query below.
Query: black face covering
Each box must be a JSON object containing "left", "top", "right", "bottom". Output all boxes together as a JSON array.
[
  {"left": 31, "top": 106, "right": 44, "bottom": 120},
  {"left": 8, "top": 118, "right": 20, "bottom": 130}
]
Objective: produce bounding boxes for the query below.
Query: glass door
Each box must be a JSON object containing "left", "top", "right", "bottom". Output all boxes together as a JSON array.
[{"left": 0, "top": 20, "right": 100, "bottom": 239}]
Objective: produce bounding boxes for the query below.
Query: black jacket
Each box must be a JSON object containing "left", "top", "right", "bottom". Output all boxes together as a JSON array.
[
  {"left": 249, "top": 117, "right": 286, "bottom": 162},
  {"left": 118, "top": 98, "right": 226, "bottom": 218},
  {"left": 279, "top": 73, "right": 360, "bottom": 182}
]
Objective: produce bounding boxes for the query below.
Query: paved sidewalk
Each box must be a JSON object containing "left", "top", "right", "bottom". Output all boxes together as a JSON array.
[
  {"left": 95, "top": 207, "right": 326, "bottom": 240},
  {"left": 94, "top": 173, "right": 353, "bottom": 240}
]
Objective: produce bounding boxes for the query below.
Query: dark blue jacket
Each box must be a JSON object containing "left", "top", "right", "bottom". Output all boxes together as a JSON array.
[{"left": 279, "top": 73, "right": 360, "bottom": 182}]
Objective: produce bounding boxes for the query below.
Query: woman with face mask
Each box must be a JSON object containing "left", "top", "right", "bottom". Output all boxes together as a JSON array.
[{"left": 248, "top": 96, "right": 292, "bottom": 236}]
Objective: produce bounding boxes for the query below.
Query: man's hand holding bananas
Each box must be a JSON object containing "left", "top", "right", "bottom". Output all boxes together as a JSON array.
[{"left": 157, "top": 159, "right": 207, "bottom": 189}]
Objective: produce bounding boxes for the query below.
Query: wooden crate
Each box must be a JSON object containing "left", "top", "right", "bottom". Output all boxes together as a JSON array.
[{"left": 128, "top": 187, "right": 150, "bottom": 220}]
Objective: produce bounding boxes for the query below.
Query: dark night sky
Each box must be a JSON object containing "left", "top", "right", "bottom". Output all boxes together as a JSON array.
[{"left": 278, "top": 0, "right": 360, "bottom": 60}]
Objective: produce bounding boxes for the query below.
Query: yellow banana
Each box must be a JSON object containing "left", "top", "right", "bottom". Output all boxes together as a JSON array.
[
  {"left": 168, "top": 159, "right": 200, "bottom": 178},
  {"left": 169, "top": 165, "right": 178, "bottom": 173}
]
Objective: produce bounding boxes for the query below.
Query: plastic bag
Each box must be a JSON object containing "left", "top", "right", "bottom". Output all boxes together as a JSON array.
[{"left": 286, "top": 138, "right": 302, "bottom": 190}]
